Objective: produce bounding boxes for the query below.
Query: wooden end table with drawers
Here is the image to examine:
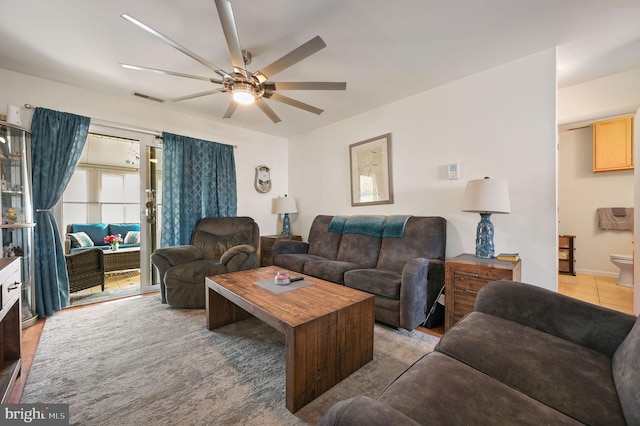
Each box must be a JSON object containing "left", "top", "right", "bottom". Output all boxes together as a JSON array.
[{"left": 444, "top": 253, "right": 521, "bottom": 331}]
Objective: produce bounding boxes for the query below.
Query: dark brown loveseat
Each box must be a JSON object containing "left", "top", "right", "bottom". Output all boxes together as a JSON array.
[
  {"left": 319, "top": 280, "right": 640, "bottom": 425},
  {"left": 271, "top": 215, "right": 446, "bottom": 330}
]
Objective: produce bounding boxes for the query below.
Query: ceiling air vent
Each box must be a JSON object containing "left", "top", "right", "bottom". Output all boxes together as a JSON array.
[{"left": 132, "top": 92, "right": 164, "bottom": 103}]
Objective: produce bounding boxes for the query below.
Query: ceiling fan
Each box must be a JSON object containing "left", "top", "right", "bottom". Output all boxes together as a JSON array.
[{"left": 120, "top": 0, "right": 346, "bottom": 123}]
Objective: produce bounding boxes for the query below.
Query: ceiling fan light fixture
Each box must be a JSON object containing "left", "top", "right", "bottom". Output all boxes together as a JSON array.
[{"left": 231, "top": 83, "right": 256, "bottom": 104}]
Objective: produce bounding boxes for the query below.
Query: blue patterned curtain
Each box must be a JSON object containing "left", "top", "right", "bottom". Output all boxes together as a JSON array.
[
  {"left": 31, "top": 108, "right": 90, "bottom": 317},
  {"left": 161, "top": 132, "right": 237, "bottom": 246}
]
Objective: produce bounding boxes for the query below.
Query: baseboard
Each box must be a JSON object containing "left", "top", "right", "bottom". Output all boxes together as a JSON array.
[{"left": 574, "top": 268, "right": 617, "bottom": 278}]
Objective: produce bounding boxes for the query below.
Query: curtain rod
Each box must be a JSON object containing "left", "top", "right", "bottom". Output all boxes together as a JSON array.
[
  {"left": 24, "top": 103, "right": 162, "bottom": 137},
  {"left": 23, "top": 103, "right": 238, "bottom": 148}
]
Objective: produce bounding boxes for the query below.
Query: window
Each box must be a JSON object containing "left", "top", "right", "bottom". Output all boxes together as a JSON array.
[
  {"left": 62, "top": 132, "right": 141, "bottom": 229},
  {"left": 63, "top": 167, "right": 139, "bottom": 227}
]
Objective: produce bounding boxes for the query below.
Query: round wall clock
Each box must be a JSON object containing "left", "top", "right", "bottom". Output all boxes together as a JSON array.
[{"left": 255, "top": 165, "right": 272, "bottom": 193}]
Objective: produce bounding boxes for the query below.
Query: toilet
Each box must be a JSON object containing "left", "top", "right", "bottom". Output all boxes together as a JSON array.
[{"left": 609, "top": 254, "right": 633, "bottom": 287}]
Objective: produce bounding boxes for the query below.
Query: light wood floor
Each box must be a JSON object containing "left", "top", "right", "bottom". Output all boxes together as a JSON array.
[{"left": 7, "top": 273, "right": 635, "bottom": 404}]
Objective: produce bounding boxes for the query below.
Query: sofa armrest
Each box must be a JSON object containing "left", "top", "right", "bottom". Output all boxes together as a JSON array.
[
  {"left": 220, "top": 244, "right": 258, "bottom": 271},
  {"left": 270, "top": 240, "right": 309, "bottom": 259},
  {"left": 399, "top": 258, "right": 430, "bottom": 330},
  {"left": 475, "top": 280, "right": 637, "bottom": 357},
  {"left": 152, "top": 245, "right": 203, "bottom": 266},
  {"left": 318, "top": 396, "right": 420, "bottom": 426}
]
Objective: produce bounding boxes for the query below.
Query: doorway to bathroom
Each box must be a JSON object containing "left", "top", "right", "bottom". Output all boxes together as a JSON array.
[{"left": 558, "top": 121, "right": 634, "bottom": 315}]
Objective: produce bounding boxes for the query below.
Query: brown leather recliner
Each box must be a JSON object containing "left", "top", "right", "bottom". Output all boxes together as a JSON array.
[{"left": 151, "top": 216, "right": 259, "bottom": 308}]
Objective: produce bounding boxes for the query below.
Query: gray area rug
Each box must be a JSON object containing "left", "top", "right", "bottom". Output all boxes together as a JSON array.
[{"left": 22, "top": 294, "right": 439, "bottom": 425}]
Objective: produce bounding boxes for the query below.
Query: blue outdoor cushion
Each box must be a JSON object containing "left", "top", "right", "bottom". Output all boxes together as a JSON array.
[
  {"left": 72, "top": 223, "right": 109, "bottom": 246},
  {"left": 68, "top": 232, "right": 94, "bottom": 248},
  {"left": 109, "top": 223, "right": 140, "bottom": 238}
]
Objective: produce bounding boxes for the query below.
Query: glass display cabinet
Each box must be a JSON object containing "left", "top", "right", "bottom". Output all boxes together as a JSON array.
[{"left": 0, "top": 121, "right": 37, "bottom": 327}]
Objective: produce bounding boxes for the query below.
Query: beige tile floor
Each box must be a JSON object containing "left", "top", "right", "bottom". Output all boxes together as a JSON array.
[
  {"left": 69, "top": 270, "right": 141, "bottom": 306},
  {"left": 558, "top": 273, "right": 634, "bottom": 315}
]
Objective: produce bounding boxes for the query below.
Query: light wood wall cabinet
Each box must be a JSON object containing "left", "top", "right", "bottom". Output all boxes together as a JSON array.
[{"left": 593, "top": 115, "right": 634, "bottom": 172}]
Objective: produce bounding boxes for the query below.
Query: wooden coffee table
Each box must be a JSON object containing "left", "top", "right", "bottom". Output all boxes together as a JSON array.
[{"left": 205, "top": 266, "right": 375, "bottom": 413}]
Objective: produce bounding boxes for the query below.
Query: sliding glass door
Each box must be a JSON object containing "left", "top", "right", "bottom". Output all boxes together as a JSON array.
[{"left": 140, "top": 145, "right": 162, "bottom": 291}]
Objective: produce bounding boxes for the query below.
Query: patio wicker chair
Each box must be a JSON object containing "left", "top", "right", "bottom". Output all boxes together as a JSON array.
[{"left": 65, "top": 248, "right": 105, "bottom": 293}]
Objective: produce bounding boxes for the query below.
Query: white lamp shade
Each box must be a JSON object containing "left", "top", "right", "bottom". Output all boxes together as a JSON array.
[
  {"left": 462, "top": 178, "right": 511, "bottom": 214},
  {"left": 275, "top": 196, "right": 298, "bottom": 214}
]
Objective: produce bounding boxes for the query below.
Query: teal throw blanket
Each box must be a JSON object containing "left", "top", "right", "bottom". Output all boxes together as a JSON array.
[
  {"left": 382, "top": 215, "right": 411, "bottom": 238},
  {"left": 328, "top": 215, "right": 348, "bottom": 234},
  {"left": 328, "top": 215, "right": 411, "bottom": 237},
  {"left": 343, "top": 215, "right": 387, "bottom": 237}
]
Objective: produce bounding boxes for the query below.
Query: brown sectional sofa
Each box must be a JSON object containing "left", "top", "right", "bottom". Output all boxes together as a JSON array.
[
  {"left": 319, "top": 280, "right": 640, "bottom": 425},
  {"left": 271, "top": 215, "right": 446, "bottom": 330}
]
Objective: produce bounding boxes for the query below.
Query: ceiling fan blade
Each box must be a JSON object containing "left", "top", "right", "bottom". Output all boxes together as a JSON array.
[
  {"left": 254, "top": 36, "right": 326, "bottom": 83},
  {"left": 121, "top": 13, "right": 230, "bottom": 79},
  {"left": 263, "top": 82, "right": 346, "bottom": 91},
  {"left": 223, "top": 101, "right": 238, "bottom": 119},
  {"left": 214, "top": 0, "right": 247, "bottom": 77},
  {"left": 171, "top": 89, "right": 226, "bottom": 102},
  {"left": 121, "top": 64, "right": 223, "bottom": 84},
  {"left": 263, "top": 92, "right": 323, "bottom": 115},
  {"left": 255, "top": 98, "right": 281, "bottom": 123}
]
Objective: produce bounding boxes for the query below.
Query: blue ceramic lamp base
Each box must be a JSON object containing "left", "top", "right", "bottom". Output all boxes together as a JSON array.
[
  {"left": 475, "top": 213, "right": 495, "bottom": 259},
  {"left": 281, "top": 213, "right": 291, "bottom": 236}
]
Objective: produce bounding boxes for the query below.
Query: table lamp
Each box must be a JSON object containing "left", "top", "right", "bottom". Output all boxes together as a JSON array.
[
  {"left": 275, "top": 195, "right": 298, "bottom": 236},
  {"left": 462, "top": 177, "right": 511, "bottom": 258}
]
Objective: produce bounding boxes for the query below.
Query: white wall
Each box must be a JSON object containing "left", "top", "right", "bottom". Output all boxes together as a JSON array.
[
  {"left": 289, "top": 48, "right": 559, "bottom": 290},
  {"left": 558, "top": 68, "right": 640, "bottom": 125},
  {"left": 0, "top": 68, "right": 288, "bottom": 235},
  {"left": 558, "top": 126, "right": 633, "bottom": 276}
]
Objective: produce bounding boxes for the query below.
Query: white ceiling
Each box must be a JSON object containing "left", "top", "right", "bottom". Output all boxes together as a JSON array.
[{"left": 1, "top": 0, "right": 640, "bottom": 138}]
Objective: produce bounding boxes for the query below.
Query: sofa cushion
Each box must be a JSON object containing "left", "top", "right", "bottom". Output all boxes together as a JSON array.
[
  {"left": 108, "top": 223, "right": 140, "bottom": 239},
  {"left": 376, "top": 352, "right": 582, "bottom": 426},
  {"left": 345, "top": 269, "right": 401, "bottom": 299},
  {"left": 68, "top": 232, "right": 94, "bottom": 248},
  {"left": 377, "top": 217, "right": 446, "bottom": 273},
  {"left": 303, "top": 260, "right": 361, "bottom": 284},
  {"left": 164, "top": 260, "right": 228, "bottom": 285},
  {"left": 273, "top": 254, "right": 327, "bottom": 274},
  {"left": 336, "top": 234, "right": 381, "bottom": 268},
  {"left": 124, "top": 231, "right": 140, "bottom": 244},
  {"left": 436, "top": 311, "right": 626, "bottom": 425},
  {"left": 193, "top": 229, "right": 251, "bottom": 260},
  {"left": 613, "top": 315, "right": 640, "bottom": 425},
  {"left": 319, "top": 396, "right": 421, "bottom": 426},
  {"left": 71, "top": 223, "right": 109, "bottom": 246},
  {"left": 308, "top": 215, "right": 342, "bottom": 259}
]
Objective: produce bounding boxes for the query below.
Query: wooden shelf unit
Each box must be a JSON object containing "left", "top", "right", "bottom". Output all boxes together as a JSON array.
[{"left": 559, "top": 235, "right": 576, "bottom": 276}]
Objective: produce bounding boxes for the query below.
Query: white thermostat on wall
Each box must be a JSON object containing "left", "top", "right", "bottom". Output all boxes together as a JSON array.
[{"left": 447, "top": 163, "right": 462, "bottom": 180}]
